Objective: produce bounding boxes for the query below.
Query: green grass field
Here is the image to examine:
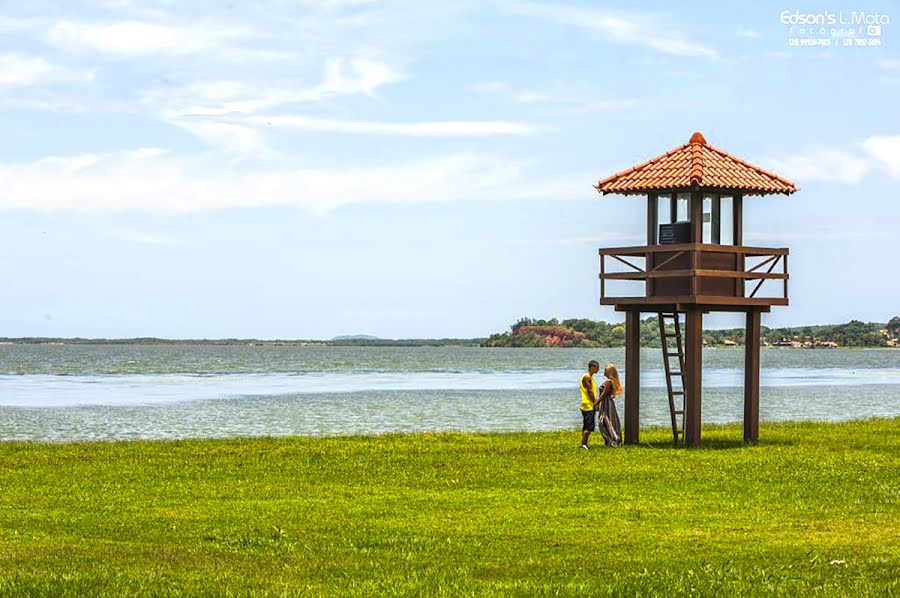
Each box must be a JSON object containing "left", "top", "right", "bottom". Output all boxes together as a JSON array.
[{"left": 1, "top": 419, "right": 898, "bottom": 596}]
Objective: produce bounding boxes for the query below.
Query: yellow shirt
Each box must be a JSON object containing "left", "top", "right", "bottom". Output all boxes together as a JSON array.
[{"left": 580, "top": 374, "right": 596, "bottom": 411}]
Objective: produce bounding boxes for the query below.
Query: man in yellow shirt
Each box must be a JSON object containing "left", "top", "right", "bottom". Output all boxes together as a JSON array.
[{"left": 580, "top": 360, "right": 600, "bottom": 449}]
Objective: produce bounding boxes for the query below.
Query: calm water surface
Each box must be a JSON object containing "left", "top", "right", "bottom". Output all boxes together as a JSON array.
[{"left": 1, "top": 345, "right": 898, "bottom": 441}]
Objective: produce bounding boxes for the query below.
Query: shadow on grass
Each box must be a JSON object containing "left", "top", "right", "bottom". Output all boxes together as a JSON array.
[{"left": 633, "top": 436, "right": 796, "bottom": 451}]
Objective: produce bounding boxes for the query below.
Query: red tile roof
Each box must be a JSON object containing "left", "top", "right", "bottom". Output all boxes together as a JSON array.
[{"left": 595, "top": 132, "right": 797, "bottom": 196}]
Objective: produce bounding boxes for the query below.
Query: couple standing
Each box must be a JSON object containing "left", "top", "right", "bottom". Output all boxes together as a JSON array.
[{"left": 579, "top": 360, "right": 622, "bottom": 449}]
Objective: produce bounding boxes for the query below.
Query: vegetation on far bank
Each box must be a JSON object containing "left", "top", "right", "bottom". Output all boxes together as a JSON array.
[
  {"left": 482, "top": 316, "right": 900, "bottom": 349},
  {"left": 2, "top": 316, "right": 898, "bottom": 350},
  {"left": 0, "top": 419, "right": 897, "bottom": 596}
]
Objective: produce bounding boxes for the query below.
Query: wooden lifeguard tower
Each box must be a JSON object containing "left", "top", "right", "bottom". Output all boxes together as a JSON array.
[{"left": 595, "top": 132, "right": 797, "bottom": 447}]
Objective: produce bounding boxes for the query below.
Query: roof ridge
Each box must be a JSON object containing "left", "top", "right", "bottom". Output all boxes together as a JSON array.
[{"left": 689, "top": 134, "right": 704, "bottom": 186}]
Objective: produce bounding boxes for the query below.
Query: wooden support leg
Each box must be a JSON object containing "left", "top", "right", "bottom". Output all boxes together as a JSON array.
[
  {"left": 744, "top": 309, "right": 761, "bottom": 443},
  {"left": 683, "top": 308, "right": 703, "bottom": 448},
  {"left": 624, "top": 310, "right": 641, "bottom": 445}
]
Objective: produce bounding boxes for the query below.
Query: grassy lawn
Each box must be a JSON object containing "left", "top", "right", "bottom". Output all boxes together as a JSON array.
[{"left": 0, "top": 419, "right": 898, "bottom": 596}]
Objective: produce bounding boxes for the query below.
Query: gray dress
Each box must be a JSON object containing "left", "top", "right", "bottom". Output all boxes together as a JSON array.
[{"left": 597, "top": 381, "right": 622, "bottom": 447}]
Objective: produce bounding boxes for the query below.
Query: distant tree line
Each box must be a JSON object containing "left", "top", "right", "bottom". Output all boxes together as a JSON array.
[
  {"left": 481, "top": 316, "right": 900, "bottom": 348},
  {"left": 0, "top": 337, "right": 484, "bottom": 347}
]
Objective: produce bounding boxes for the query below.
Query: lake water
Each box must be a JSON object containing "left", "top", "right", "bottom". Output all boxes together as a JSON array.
[{"left": 1, "top": 345, "right": 898, "bottom": 441}]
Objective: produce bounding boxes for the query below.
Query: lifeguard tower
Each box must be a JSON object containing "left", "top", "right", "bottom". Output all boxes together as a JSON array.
[{"left": 595, "top": 133, "right": 796, "bottom": 447}]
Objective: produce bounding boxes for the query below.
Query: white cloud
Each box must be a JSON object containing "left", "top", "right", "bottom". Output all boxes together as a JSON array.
[
  {"left": 151, "top": 58, "right": 403, "bottom": 118},
  {"left": 502, "top": 1, "right": 716, "bottom": 58},
  {"left": 0, "top": 150, "right": 583, "bottom": 213},
  {"left": 141, "top": 57, "right": 405, "bottom": 152},
  {"left": 45, "top": 20, "right": 249, "bottom": 56},
  {"left": 315, "top": 58, "right": 403, "bottom": 98},
  {"left": 0, "top": 54, "right": 54, "bottom": 85},
  {"left": 473, "top": 81, "right": 510, "bottom": 93},
  {"left": 767, "top": 148, "right": 871, "bottom": 184},
  {"left": 244, "top": 115, "right": 538, "bottom": 136},
  {"left": 738, "top": 27, "right": 761, "bottom": 39},
  {"left": 766, "top": 135, "right": 900, "bottom": 185},
  {"left": 175, "top": 121, "right": 272, "bottom": 156},
  {"left": 474, "top": 80, "right": 641, "bottom": 114},
  {"left": 879, "top": 58, "right": 900, "bottom": 70},
  {"left": 34, "top": 153, "right": 101, "bottom": 174},
  {"left": 0, "top": 53, "right": 93, "bottom": 86},
  {"left": 862, "top": 135, "right": 900, "bottom": 179}
]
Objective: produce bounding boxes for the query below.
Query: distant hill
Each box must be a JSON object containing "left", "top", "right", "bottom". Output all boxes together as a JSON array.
[
  {"left": 482, "top": 316, "right": 900, "bottom": 348},
  {"left": 331, "top": 334, "right": 381, "bottom": 341}
]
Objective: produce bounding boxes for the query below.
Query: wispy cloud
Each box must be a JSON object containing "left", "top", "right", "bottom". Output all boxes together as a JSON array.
[
  {"left": 766, "top": 135, "right": 900, "bottom": 184},
  {"left": 141, "top": 57, "right": 406, "bottom": 153},
  {"left": 473, "top": 79, "right": 641, "bottom": 114},
  {"left": 0, "top": 150, "right": 584, "bottom": 213},
  {"left": 0, "top": 53, "right": 93, "bottom": 86},
  {"left": 767, "top": 148, "right": 871, "bottom": 184},
  {"left": 862, "top": 135, "right": 900, "bottom": 178},
  {"left": 173, "top": 121, "right": 272, "bottom": 156},
  {"left": 45, "top": 20, "right": 251, "bottom": 57},
  {"left": 243, "top": 115, "right": 538, "bottom": 137},
  {"left": 500, "top": 1, "right": 717, "bottom": 58},
  {"left": 156, "top": 58, "right": 404, "bottom": 118}
]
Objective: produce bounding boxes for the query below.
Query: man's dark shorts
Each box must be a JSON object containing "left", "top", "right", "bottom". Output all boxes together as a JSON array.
[{"left": 581, "top": 409, "right": 596, "bottom": 432}]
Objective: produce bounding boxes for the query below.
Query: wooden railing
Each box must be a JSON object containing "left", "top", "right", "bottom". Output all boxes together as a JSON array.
[{"left": 599, "top": 244, "right": 789, "bottom": 306}]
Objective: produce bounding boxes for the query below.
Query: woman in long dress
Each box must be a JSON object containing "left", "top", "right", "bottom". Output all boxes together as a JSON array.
[{"left": 597, "top": 364, "right": 623, "bottom": 447}]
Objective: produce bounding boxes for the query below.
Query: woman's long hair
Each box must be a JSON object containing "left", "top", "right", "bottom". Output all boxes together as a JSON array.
[{"left": 604, "top": 364, "right": 623, "bottom": 396}]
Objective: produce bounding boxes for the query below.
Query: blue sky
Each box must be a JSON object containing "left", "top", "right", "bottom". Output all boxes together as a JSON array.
[{"left": 0, "top": 0, "right": 898, "bottom": 339}]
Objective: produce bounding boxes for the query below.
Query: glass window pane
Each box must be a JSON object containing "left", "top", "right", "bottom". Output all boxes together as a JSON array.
[
  {"left": 702, "top": 195, "right": 713, "bottom": 244},
  {"left": 676, "top": 193, "right": 690, "bottom": 222},
  {"left": 657, "top": 194, "right": 672, "bottom": 225},
  {"left": 720, "top": 196, "right": 734, "bottom": 245}
]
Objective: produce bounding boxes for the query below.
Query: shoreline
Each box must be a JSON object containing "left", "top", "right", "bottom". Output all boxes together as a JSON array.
[{"left": 3, "top": 417, "right": 898, "bottom": 447}]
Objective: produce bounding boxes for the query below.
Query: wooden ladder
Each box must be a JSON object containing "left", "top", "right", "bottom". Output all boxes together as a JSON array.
[{"left": 658, "top": 312, "right": 686, "bottom": 444}]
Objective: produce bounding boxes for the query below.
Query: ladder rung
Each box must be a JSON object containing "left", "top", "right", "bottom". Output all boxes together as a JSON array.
[
  {"left": 673, "top": 410, "right": 684, "bottom": 415},
  {"left": 664, "top": 352, "right": 681, "bottom": 357},
  {"left": 669, "top": 370, "right": 683, "bottom": 376},
  {"left": 671, "top": 391, "right": 684, "bottom": 395}
]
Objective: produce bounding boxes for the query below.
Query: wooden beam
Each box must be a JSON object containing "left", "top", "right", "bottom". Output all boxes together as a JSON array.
[
  {"left": 683, "top": 308, "right": 703, "bottom": 447},
  {"left": 624, "top": 310, "right": 641, "bottom": 445},
  {"left": 609, "top": 254, "right": 645, "bottom": 272},
  {"left": 647, "top": 194, "right": 656, "bottom": 297},
  {"left": 744, "top": 309, "right": 761, "bottom": 443},
  {"left": 649, "top": 250, "right": 686, "bottom": 272},
  {"left": 735, "top": 194, "right": 743, "bottom": 297},
  {"left": 613, "top": 303, "right": 771, "bottom": 314},
  {"left": 599, "top": 253, "right": 605, "bottom": 302},
  {"left": 690, "top": 189, "right": 703, "bottom": 244},
  {"left": 599, "top": 244, "right": 788, "bottom": 256},
  {"left": 604, "top": 295, "right": 786, "bottom": 307},
  {"left": 602, "top": 269, "right": 788, "bottom": 280},
  {"left": 749, "top": 256, "right": 782, "bottom": 298}
]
